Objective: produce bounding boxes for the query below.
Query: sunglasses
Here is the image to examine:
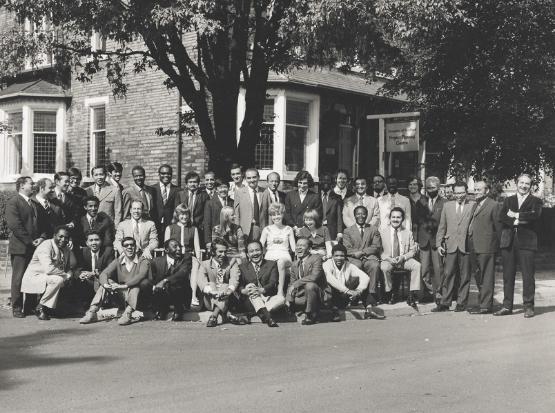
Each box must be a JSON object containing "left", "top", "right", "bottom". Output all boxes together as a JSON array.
[{"left": 122, "top": 243, "right": 135, "bottom": 248}]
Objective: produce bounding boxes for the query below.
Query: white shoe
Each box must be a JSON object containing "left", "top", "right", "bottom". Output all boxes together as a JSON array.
[{"left": 79, "top": 311, "right": 98, "bottom": 324}]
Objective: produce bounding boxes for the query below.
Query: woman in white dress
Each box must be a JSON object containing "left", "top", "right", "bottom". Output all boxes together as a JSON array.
[{"left": 260, "top": 202, "right": 296, "bottom": 296}]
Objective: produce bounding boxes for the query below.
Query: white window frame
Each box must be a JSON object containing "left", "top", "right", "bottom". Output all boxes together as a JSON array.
[
  {"left": 237, "top": 88, "right": 319, "bottom": 181},
  {"left": 85, "top": 96, "right": 109, "bottom": 179},
  {"left": 23, "top": 17, "right": 54, "bottom": 70}
]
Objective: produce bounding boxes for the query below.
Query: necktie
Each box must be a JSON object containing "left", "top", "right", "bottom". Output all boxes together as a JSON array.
[
  {"left": 90, "top": 216, "right": 96, "bottom": 228},
  {"left": 428, "top": 197, "right": 434, "bottom": 212},
  {"left": 91, "top": 252, "right": 97, "bottom": 271},
  {"left": 298, "top": 258, "right": 305, "bottom": 279},
  {"left": 94, "top": 185, "right": 100, "bottom": 197},
  {"left": 272, "top": 191, "right": 278, "bottom": 203},
  {"left": 390, "top": 194, "right": 396, "bottom": 208},
  {"left": 359, "top": 195, "right": 364, "bottom": 206},
  {"left": 58, "top": 250, "right": 65, "bottom": 269},
  {"left": 188, "top": 191, "right": 195, "bottom": 211},
  {"left": 360, "top": 225, "right": 365, "bottom": 240},
  {"left": 456, "top": 203, "right": 462, "bottom": 219},
  {"left": 162, "top": 185, "right": 168, "bottom": 204},
  {"left": 393, "top": 228, "right": 400, "bottom": 257},
  {"left": 253, "top": 190, "right": 260, "bottom": 225},
  {"left": 133, "top": 220, "right": 141, "bottom": 247},
  {"left": 44, "top": 199, "right": 51, "bottom": 212},
  {"left": 322, "top": 193, "right": 328, "bottom": 213},
  {"left": 140, "top": 188, "right": 149, "bottom": 211}
]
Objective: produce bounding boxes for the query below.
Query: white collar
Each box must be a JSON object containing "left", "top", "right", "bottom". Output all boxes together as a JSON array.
[
  {"left": 517, "top": 193, "right": 529, "bottom": 201},
  {"left": 121, "top": 255, "right": 139, "bottom": 265},
  {"left": 166, "top": 256, "right": 175, "bottom": 266},
  {"left": 19, "top": 193, "right": 31, "bottom": 203},
  {"left": 36, "top": 194, "right": 46, "bottom": 204},
  {"left": 333, "top": 186, "right": 347, "bottom": 196}
]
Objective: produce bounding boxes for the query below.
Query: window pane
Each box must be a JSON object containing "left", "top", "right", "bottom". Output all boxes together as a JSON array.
[
  {"left": 286, "top": 100, "right": 309, "bottom": 126},
  {"left": 94, "top": 131, "right": 107, "bottom": 167},
  {"left": 8, "top": 112, "right": 23, "bottom": 133},
  {"left": 93, "top": 106, "right": 105, "bottom": 130},
  {"left": 33, "top": 112, "right": 56, "bottom": 132},
  {"left": 33, "top": 133, "right": 57, "bottom": 173},
  {"left": 263, "top": 99, "right": 275, "bottom": 123},
  {"left": 285, "top": 125, "right": 307, "bottom": 171},
  {"left": 254, "top": 124, "right": 274, "bottom": 170}
]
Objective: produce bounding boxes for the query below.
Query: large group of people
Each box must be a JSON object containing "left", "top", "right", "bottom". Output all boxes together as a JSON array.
[{"left": 5, "top": 160, "right": 542, "bottom": 328}]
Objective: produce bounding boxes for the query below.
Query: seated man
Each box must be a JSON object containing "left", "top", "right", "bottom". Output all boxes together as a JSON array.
[
  {"left": 323, "top": 243, "right": 385, "bottom": 321},
  {"left": 74, "top": 230, "right": 114, "bottom": 307},
  {"left": 20, "top": 226, "right": 77, "bottom": 320},
  {"left": 379, "top": 207, "right": 421, "bottom": 307},
  {"left": 150, "top": 239, "right": 192, "bottom": 322},
  {"left": 236, "top": 240, "right": 283, "bottom": 327},
  {"left": 79, "top": 237, "right": 151, "bottom": 326},
  {"left": 75, "top": 195, "right": 114, "bottom": 247},
  {"left": 197, "top": 237, "right": 240, "bottom": 327},
  {"left": 286, "top": 237, "right": 327, "bottom": 325},
  {"left": 114, "top": 200, "right": 158, "bottom": 259},
  {"left": 342, "top": 206, "right": 382, "bottom": 304}
]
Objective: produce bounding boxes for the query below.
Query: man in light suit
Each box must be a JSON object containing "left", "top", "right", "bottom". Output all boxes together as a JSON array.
[
  {"left": 151, "top": 164, "right": 180, "bottom": 244},
  {"left": 495, "top": 174, "right": 542, "bottom": 318},
  {"left": 284, "top": 170, "right": 323, "bottom": 235},
  {"left": 114, "top": 200, "right": 158, "bottom": 260},
  {"left": 234, "top": 168, "right": 265, "bottom": 241},
  {"left": 467, "top": 181, "right": 501, "bottom": 314},
  {"left": 74, "top": 196, "right": 114, "bottom": 247},
  {"left": 6, "top": 176, "right": 42, "bottom": 318},
  {"left": 203, "top": 180, "right": 233, "bottom": 247},
  {"left": 378, "top": 176, "right": 411, "bottom": 231},
  {"left": 20, "top": 226, "right": 77, "bottom": 320},
  {"left": 122, "top": 165, "right": 155, "bottom": 220},
  {"left": 379, "top": 207, "right": 421, "bottom": 307},
  {"left": 433, "top": 182, "right": 476, "bottom": 312},
  {"left": 259, "top": 172, "right": 286, "bottom": 229},
  {"left": 86, "top": 166, "right": 123, "bottom": 227},
  {"left": 343, "top": 177, "right": 380, "bottom": 229},
  {"left": 319, "top": 172, "right": 344, "bottom": 241},
  {"left": 203, "top": 171, "right": 217, "bottom": 198}
]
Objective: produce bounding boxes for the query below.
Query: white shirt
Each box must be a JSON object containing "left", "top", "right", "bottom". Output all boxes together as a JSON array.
[
  {"left": 428, "top": 195, "right": 438, "bottom": 211},
  {"left": 333, "top": 186, "right": 347, "bottom": 199},
  {"left": 159, "top": 182, "right": 171, "bottom": 196},
  {"left": 268, "top": 190, "right": 279, "bottom": 204},
  {"left": 517, "top": 193, "right": 529, "bottom": 209},
  {"left": 166, "top": 256, "right": 175, "bottom": 268},
  {"left": 298, "top": 190, "right": 307, "bottom": 204},
  {"left": 248, "top": 187, "right": 261, "bottom": 206},
  {"left": 121, "top": 255, "right": 139, "bottom": 272},
  {"left": 389, "top": 226, "right": 403, "bottom": 257},
  {"left": 36, "top": 194, "right": 48, "bottom": 209},
  {"left": 87, "top": 213, "right": 96, "bottom": 226},
  {"left": 218, "top": 196, "right": 228, "bottom": 207}
]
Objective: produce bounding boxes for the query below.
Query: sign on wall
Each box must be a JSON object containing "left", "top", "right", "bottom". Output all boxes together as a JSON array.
[{"left": 385, "top": 121, "right": 419, "bottom": 152}]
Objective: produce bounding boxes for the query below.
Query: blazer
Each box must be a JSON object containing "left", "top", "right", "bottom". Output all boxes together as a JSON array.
[
  {"left": 151, "top": 182, "right": 180, "bottom": 227},
  {"left": 203, "top": 196, "right": 234, "bottom": 245},
  {"left": 5, "top": 194, "right": 39, "bottom": 255},
  {"left": 499, "top": 194, "right": 542, "bottom": 251},
  {"left": 20, "top": 239, "right": 77, "bottom": 294},
  {"left": 197, "top": 258, "right": 240, "bottom": 292},
  {"left": 74, "top": 212, "right": 114, "bottom": 247},
  {"left": 32, "top": 196, "right": 66, "bottom": 240},
  {"left": 259, "top": 188, "right": 286, "bottom": 229},
  {"left": 321, "top": 191, "right": 344, "bottom": 240},
  {"left": 176, "top": 189, "right": 210, "bottom": 228},
  {"left": 287, "top": 254, "right": 326, "bottom": 301},
  {"left": 342, "top": 194, "right": 380, "bottom": 229},
  {"left": 50, "top": 192, "right": 80, "bottom": 226},
  {"left": 68, "top": 186, "right": 88, "bottom": 210},
  {"left": 234, "top": 185, "right": 265, "bottom": 235},
  {"left": 378, "top": 192, "right": 412, "bottom": 231},
  {"left": 238, "top": 259, "right": 279, "bottom": 296},
  {"left": 75, "top": 246, "right": 115, "bottom": 290},
  {"left": 379, "top": 226, "right": 417, "bottom": 261},
  {"left": 343, "top": 223, "right": 382, "bottom": 258},
  {"left": 114, "top": 218, "right": 159, "bottom": 255},
  {"left": 121, "top": 184, "right": 155, "bottom": 220},
  {"left": 149, "top": 253, "right": 192, "bottom": 288},
  {"left": 436, "top": 200, "right": 476, "bottom": 253},
  {"left": 86, "top": 182, "right": 123, "bottom": 227},
  {"left": 469, "top": 197, "right": 501, "bottom": 254},
  {"left": 414, "top": 195, "right": 446, "bottom": 248},
  {"left": 99, "top": 255, "right": 150, "bottom": 288},
  {"left": 284, "top": 190, "right": 323, "bottom": 228}
]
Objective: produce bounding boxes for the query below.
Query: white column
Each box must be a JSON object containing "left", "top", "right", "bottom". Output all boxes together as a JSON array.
[
  {"left": 273, "top": 90, "right": 286, "bottom": 178},
  {"left": 21, "top": 105, "right": 32, "bottom": 175},
  {"left": 56, "top": 103, "right": 66, "bottom": 172},
  {"left": 378, "top": 118, "right": 385, "bottom": 176}
]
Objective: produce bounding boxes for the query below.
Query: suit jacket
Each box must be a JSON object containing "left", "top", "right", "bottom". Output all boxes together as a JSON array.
[
  {"left": 74, "top": 212, "right": 114, "bottom": 247},
  {"left": 234, "top": 185, "right": 265, "bottom": 235},
  {"left": 259, "top": 188, "right": 286, "bottom": 229},
  {"left": 197, "top": 258, "right": 240, "bottom": 292},
  {"left": 469, "top": 197, "right": 501, "bottom": 254},
  {"left": 86, "top": 182, "right": 123, "bottom": 227},
  {"left": 287, "top": 254, "right": 326, "bottom": 301},
  {"left": 377, "top": 193, "right": 412, "bottom": 231},
  {"left": 121, "top": 184, "right": 155, "bottom": 220},
  {"left": 68, "top": 186, "right": 87, "bottom": 210},
  {"left": 321, "top": 191, "right": 343, "bottom": 240},
  {"left": 499, "top": 194, "right": 542, "bottom": 251},
  {"left": 238, "top": 259, "right": 279, "bottom": 296},
  {"left": 436, "top": 200, "right": 476, "bottom": 253},
  {"left": 114, "top": 218, "right": 159, "bottom": 255},
  {"left": 343, "top": 223, "right": 382, "bottom": 258},
  {"left": 5, "top": 194, "right": 39, "bottom": 255},
  {"left": 284, "top": 190, "right": 323, "bottom": 228},
  {"left": 203, "top": 196, "right": 234, "bottom": 245},
  {"left": 379, "top": 226, "right": 417, "bottom": 260},
  {"left": 342, "top": 194, "right": 380, "bottom": 229},
  {"left": 75, "top": 246, "right": 115, "bottom": 291},
  {"left": 176, "top": 189, "right": 210, "bottom": 228},
  {"left": 50, "top": 192, "right": 80, "bottom": 226},
  {"left": 151, "top": 182, "right": 180, "bottom": 227},
  {"left": 414, "top": 195, "right": 446, "bottom": 248},
  {"left": 32, "top": 196, "right": 66, "bottom": 240},
  {"left": 20, "top": 239, "right": 76, "bottom": 294},
  {"left": 149, "top": 253, "right": 192, "bottom": 288}
]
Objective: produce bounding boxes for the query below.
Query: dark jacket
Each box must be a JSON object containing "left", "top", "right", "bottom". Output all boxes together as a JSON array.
[
  {"left": 74, "top": 212, "right": 115, "bottom": 247},
  {"left": 32, "top": 196, "right": 66, "bottom": 239},
  {"left": 203, "top": 196, "right": 233, "bottom": 245},
  {"left": 322, "top": 191, "right": 343, "bottom": 240},
  {"left": 176, "top": 189, "right": 210, "bottom": 228},
  {"left": 469, "top": 197, "right": 501, "bottom": 254},
  {"left": 151, "top": 183, "right": 181, "bottom": 228},
  {"left": 238, "top": 259, "right": 279, "bottom": 297},
  {"left": 284, "top": 190, "right": 323, "bottom": 228},
  {"left": 414, "top": 195, "right": 446, "bottom": 248},
  {"left": 149, "top": 253, "right": 192, "bottom": 288},
  {"left": 499, "top": 194, "right": 542, "bottom": 251},
  {"left": 76, "top": 246, "right": 115, "bottom": 290},
  {"left": 5, "top": 194, "right": 39, "bottom": 255}
]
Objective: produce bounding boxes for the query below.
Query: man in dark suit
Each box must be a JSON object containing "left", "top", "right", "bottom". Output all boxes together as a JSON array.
[
  {"left": 67, "top": 167, "right": 88, "bottom": 211},
  {"left": 32, "top": 178, "right": 66, "bottom": 240},
  {"left": 203, "top": 180, "right": 233, "bottom": 247},
  {"left": 122, "top": 165, "right": 155, "bottom": 220},
  {"left": 494, "top": 174, "right": 542, "bottom": 318},
  {"left": 259, "top": 172, "right": 286, "bottom": 229},
  {"left": 150, "top": 238, "right": 192, "bottom": 321},
  {"left": 5, "top": 176, "right": 42, "bottom": 318},
  {"left": 236, "top": 240, "right": 283, "bottom": 327},
  {"left": 50, "top": 171, "right": 80, "bottom": 229},
  {"left": 176, "top": 171, "right": 210, "bottom": 243},
  {"left": 332, "top": 169, "right": 354, "bottom": 200},
  {"left": 319, "top": 172, "right": 344, "bottom": 241},
  {"left": 287, "top": 237, "right": 328, "bottom": 325},
  {"left": 284, "top": 170, "right": 323, "bottom": 235},
  {"left": 151, "top": 164, "right": 180, "bottom": 244},
  {"left": 74, "top": 196, "right": 114, "bottom": 247},
  {"left": 467, "top": 181, "right": 501, "bottom": 314}
]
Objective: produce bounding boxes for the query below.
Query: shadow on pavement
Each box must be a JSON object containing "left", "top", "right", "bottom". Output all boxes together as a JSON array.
[
  {"left": 0, "top": 328, "right": 115, "bottom": 391},
  {"left": 511, "top": 304, "right": 555, "bottom": 316}
]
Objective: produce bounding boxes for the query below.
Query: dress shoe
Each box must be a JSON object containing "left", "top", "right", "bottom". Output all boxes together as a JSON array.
[
  {"left": 12, "top": 308, "right": 25, "bottom": 318},
  {"left": 493, "top": 307, "right": 513, "bottom": 316},
  {"left": 454, "top": 304, "right": 466, "bottom": 312},
  {"left": 388, "top": 293, "right": 397, "bottom": 305},
  {"left": 431, "top": 305, "right": 449, "bottom": 312},
  {"left": 331, "top": 308, "right": 341, "bottom": 322},
  {"left": 267, "top": 318, "right": 279, "bottom": 327},
  {"left": 364, "top": 307, "right": 386, "bottom": 320},
  {"left": 407, "top": 292, "right": 418, "bottom": 309},
  {"left": 118, "top": 311, "right": 133, "bottom": 326},
  {"left": 79, "top": 310, "right": 98, "bottom": 324},
  {"left": 36, "top": 306, "right": 50, "bottom": 320},
  {"left": 227, "top": 313, "right": 248, "bottom": 325},
  {"left": 301, "top": 315, "right": 316, "bottom": 325},
  {"left": 154, "top": 311, "right": 169, "bottom": 321},
  {"left": 172, "top": 312, "right": 184, "bottom": 322},
  {"left": 524, "top": 307, "right": 535, "bottom": 318},
  {"left": 206, "top": 315, "right": 218, "bottom": 327},
  {"left": 468, "top": 308, "right": 491, "bottom": 315}
]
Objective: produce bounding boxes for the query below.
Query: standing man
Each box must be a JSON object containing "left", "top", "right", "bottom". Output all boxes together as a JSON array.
[
  {"left": 32, "top": 178, "right": 65, "bottom": 240},
  {"left": 259, "top": 172, "right": 285, "bottom": 229},
  {"left": 151, "top": 164, "right": 180, "bottom": 244},
  {"left": 114, "top": 200, "right": 158, "bottom": 260},
  {"left": 203, "top": 171, "right": 217, "bottom": 199},
  {"left": 122, "top": 165, "right": 154, "bottom": 220},
  {"left": 176, "top": 171, "right": 210, "bottom": 241},
  {"left": 67, "top": 167, "right": 88, "bottom": 209},
  {"left": 51, "top": 171, "right": 79, "bottom": 228},
  {"left": 467, "top": 180, "right": 500, "bottom": 314},
  {"left": 234, "top": 168, "right": 265, "bottom": 241},
  {"left": 284, "top": 171, "right": 323, "bottom": 235},
  {"left": 203, "top": 180, "right": 233, "bottom": 247},
  {"left": 433, "top": 182, "right": 475, "bottom": 312},
  {"left": 378, "top": 176, "right": 412, "bottom": 231},
  {"left": 495, "top": 174, "right": 542, "bottom": 318},
  {"left": 343, "top": 177, "right": 380, "bottom": 229},
  {"left": 5, "top": 176, "right": 41, "bottom": 318},
  {"left": 319, "top": 172, "right": 344, "bottom": 241},
  {"left": 86, "top": 166, "right": 123, "bottom": 227},
  {"left": 229, "top": 163, "right": 245, "bottom": 200},
  {"left": 333, "top": 169, "right": 353, "bottom": 200},
  {"left": 372, "top": 175, "right": 387, "bottom": 198}
]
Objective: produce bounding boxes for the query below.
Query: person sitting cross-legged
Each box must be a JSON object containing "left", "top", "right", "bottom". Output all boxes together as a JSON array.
[
  {"left": 79, "top": 237, "right": 151, "bottom": 326},
  {"left": 323, "top": 243, "right": 385, "bottom": 321},
  {"left": 197, "top": 237, "right": 240, "bottom": 327},
  {"left": 150, "top": 239, "right": 192, "bottom": 322},
  {"left": 379, "top": 207, "right": 421, "bottom": 308}
]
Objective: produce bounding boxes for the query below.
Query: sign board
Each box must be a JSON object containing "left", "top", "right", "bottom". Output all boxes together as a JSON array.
[{"left": 385, "top": 121, "right": 419, "bottom": 152}]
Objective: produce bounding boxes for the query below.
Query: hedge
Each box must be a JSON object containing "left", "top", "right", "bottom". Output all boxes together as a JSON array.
[{"left": 0, "top": 190, "right": 16, "bottom": 240}]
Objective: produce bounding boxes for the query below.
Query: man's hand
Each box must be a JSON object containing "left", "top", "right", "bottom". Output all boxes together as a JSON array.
[
  {"left": 79, "top": 271, "right": 94, "bottom": 281},
  {"left": 32, "top": 237, "right": 44, "bottom": 247},
  {"left": 142, "top": 249, "right": 153, "bottom": 260},
  {"left": 438, "top": 246, "right": 446, "bottom": 257},
  {"left": 507, "top": 209, "right": 517, "bottom": 218},
  {"left": 153, "top": 279, "right": 167, "bottom": 291},
  {"left": 351, "top": 251, "right": 364, "bottom": 259}
]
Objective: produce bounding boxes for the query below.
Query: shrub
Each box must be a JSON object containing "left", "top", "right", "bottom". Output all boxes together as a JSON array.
[{"left": 0, "top": 190, "right": 16, "bottom": 240}]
